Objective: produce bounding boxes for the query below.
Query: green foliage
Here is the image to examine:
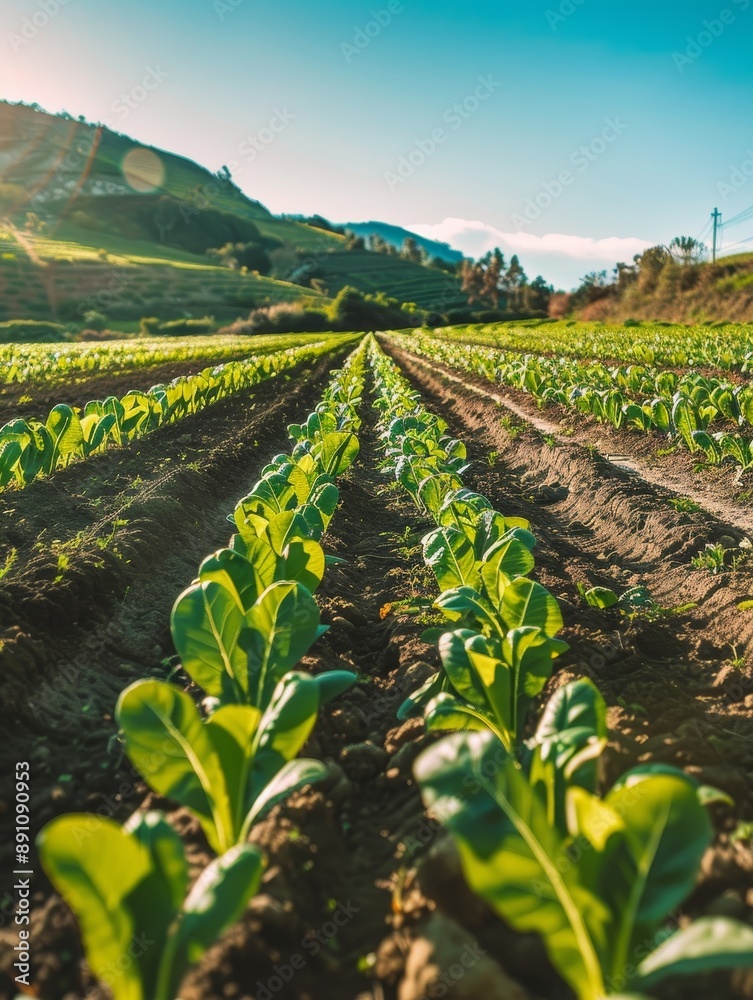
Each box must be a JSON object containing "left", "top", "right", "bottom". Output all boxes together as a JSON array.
[
  {"left": 0, "top": 339, "right": 340, "bottom": 491},
  {"left": 369, "top": 337, "right": 567, "bottom": 752},
  {"left": 38, "top": 811, "right": 263, "bottom": 1000},
  {"left": 35, "top": 340, "right": 368, "bottom": 1000},
  {"left": 393, "top": 330, "right": 753, "bottom": 471},
  {"left": 415, "top": 734, "right": 753, "bottom": 999},
  {"left": 0, "top": 320, "right": 72, "bottom": 344},
  {"left": 116, "top": 670, "right": 354, "bottom": 854}
]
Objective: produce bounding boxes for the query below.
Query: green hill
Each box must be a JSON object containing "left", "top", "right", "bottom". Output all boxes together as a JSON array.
[
  {"left": 574, "top": 250, "right": 753, "bottom": 324},
  {"left": 0, "top": 102, "right": 466, "bottom": 326},
  {"left": 310, "top": 250, "right": 465, "bottom": 310},
  {"left": 342, "top": 220, "right": 463, "bottom": 264}
]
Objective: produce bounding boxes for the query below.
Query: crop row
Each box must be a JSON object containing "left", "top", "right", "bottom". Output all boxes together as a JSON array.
[
  {"left": 34, "top": 341, "right": 368, "bottom": 1000},
  {"left": 367, "top": 336, "right": 753, "bottom": 1000},
  {"left": 396, "top": 332, "right": 753, "bottom": 469},
  {"left": 0, "top": 332, "right": 342, "bottom": 386},
  {"left": 0, "top": 336, "right": 354, "bottom": 491},
  {"left": 435, "top": 319, "right": 753, "bottom": 372}
]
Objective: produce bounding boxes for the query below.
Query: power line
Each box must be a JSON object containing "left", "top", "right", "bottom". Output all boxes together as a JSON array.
[
  {"left": 720, "top": 236, "right": 753, "bottom": 255},
  {"left": 722, "top": 203, "right": 753, "bottom": 230},
  {"left": 695, "top": 217, "right": 713, "bottom": 245}
]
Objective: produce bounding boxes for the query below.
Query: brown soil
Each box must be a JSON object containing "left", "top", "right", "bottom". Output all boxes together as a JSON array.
[
  {"left": 3, "top": 343, "right": 753, "bottom": 1000},
  {"left": 0, "top": 347, "right": 257, "bottom": 425},
  {"left": 0, "top": 350, "right": 348, "bottom": 879},
  {"left": 380, "top": 341, "right": 753, "bottom": 998}
]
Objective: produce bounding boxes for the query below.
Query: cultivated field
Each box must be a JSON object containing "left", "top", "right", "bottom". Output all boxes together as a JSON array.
[{"left": 2, "top": 323, "right": 753, "bottom": 1000}]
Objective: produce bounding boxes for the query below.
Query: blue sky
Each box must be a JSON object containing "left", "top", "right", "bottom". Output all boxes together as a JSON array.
[{"left": 2, "top": 0, "right": 752, "bottom": 287}]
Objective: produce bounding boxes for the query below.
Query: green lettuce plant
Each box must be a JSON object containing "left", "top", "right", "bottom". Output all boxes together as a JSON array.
[
  {"left": 415, "top": 728, "right": 753, "bottom": 1000},
  {"left": 38, "top": 810, "right": 263, "bottom": 1000},
  {"left": 116, "top": 669, "right": 355, "bottom": 854}
]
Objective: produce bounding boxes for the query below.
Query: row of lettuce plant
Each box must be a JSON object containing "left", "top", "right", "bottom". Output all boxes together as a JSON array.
[
  {"left": 395, "top": 332, "right": 753, "bottom": 469},
  {"left": 433, "top": 320, "right": 753, "bottom": 372},
  {"left": 34, "top": 341, "right": 367, "bottom": 1000},
  {"left": 0, "top": 331, "right": 339, "bottom": 385},
  {"left": 367, "top": 335, "right": 753, "bottom": 1000},
  {"left": 0, "top": 336, "right": 352, "bottom": 492}
]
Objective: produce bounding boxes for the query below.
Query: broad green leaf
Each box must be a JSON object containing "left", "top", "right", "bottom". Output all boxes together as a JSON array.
[
  {"left": 424, "top": 692, "right": 493, "bottom": 734},
  {"left": 244, "top": 758, "right": 329, "bottom": 830},
  {"left": 38, "top": 815, "right": 153, "bottom": 1000},
  {"left": 314, "top": 431, "right": 359, "bottom": 476},
  {"left": 423, "top": 526, "right": 480, "bottom": 591},
  {"left": 171, "top": 582, "right": 247, "bottom": 702},
  {"left": 632, "top": 916, "right": 753, "bottom": 989},
  {"left": 47, "top": 403, "right": 84, "bottom": 467},
  {"left": 123, "top": 813, "right": 188, "bottom": 993},
  {"left": 481, "top": 534, "right": 536, "bottom": 589},
  {"left": 397, "top": 670, "right": 448, "bottom": 720},
  {"left": 604, "top": 773, "right": 711, "bottom": 957},
  {"left": 116, "top": 680, "right": 235, "bottom": 855},
  {"left": 501, "top": 578, "right": 564, "bottom": 636},
  {"left": 199, "top": 548, "right": 273, "bottom": 613},
  {"left": 583, "top": 587, "right": 619, "bottom": 610},
  {"left": 279, "top": 538, "right": 327, "bottom": 593},
  {"left": 167, "top": 845, "right": 264, "bottom": 997},
  {"left": 415, "top": 731, "right": 610, "bottom": 1000},
  {"left": 241, "top": 582, "right": 324, "bottom": 708}
]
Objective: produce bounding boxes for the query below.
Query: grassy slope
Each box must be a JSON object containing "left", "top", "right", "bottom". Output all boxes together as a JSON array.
[
  {"left": 0, "top": 102, "right": 270, "bottom": 222},
  {"left": 0, "top": 103, "right": 465, "bottom": 321},
  {"left": 315, "top": 250, "right": 465, "bottom": 310},
  {"left": 0, "top": 225, "right": 316, "bottom": 323},
  {"left": 578, "top": 252, "right": 753, "bottom": 323}
]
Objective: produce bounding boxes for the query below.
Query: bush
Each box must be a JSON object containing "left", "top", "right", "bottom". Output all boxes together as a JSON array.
[
  {"left": 220, "top": 287, "right": 428, "bottom": 336},
  {"left": 475, "top": 309, "right": 509, "bottom": 323},
  {"left": 225, "top": 304, "right": 330, "bottom": 335},
  {"left": 444, "top": 308, "right": 476, "bottom": 325},
  {"left": 139, "top": 316, "right": 215, "bottom": 337},
  {"left": 0, "top": 320, "right": 72, "bottom": 343},
  {"left": 327, "top": 286, "right": 424, "bottom": 331},
  {"left": 82, "top": 309, "right": 108, "bottom": 331},
  {"left": 139, "top": 316, "right": 160, "bottom": 337}
]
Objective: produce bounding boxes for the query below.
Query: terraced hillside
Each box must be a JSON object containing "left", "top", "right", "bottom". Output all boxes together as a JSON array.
[{"left": 0, "top": 103, "right": 466, "bottom": 323}]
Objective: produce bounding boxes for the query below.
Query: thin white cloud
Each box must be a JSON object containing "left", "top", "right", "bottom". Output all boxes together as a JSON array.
[{"left": 408, "top": 218, "right": 652, "bottom": 262}]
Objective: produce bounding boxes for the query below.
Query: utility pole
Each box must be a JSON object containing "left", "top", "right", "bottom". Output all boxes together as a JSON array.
[{"left": 712, "top": 207, "right": 722, "bottom": 263}]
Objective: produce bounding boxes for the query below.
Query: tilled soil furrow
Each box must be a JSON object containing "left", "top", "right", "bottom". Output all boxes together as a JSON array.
[
  {"left": 0, "top": 352, "right": 347, "bottom": 876},
  {"left": 180, "top": 395, "right": 441, "bottom": 1000},
  {"left": 386, "top": 344, "right": 753, "bottom": 820}
]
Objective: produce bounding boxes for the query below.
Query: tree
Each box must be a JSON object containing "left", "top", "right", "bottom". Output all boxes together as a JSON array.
[
  {"left": 570, "top": 270, "right": 612, "bottom": 309},
  {"left": 668, "top": 236, "right": 706, "bottom": 266},
  {"left": 344, "top": 232, "right": 366, "bottom": 251},
  {"left": 504, "top": 254, "right": 527, "bottom": 310},
  {"left": 207, "top": 240, "right": 272, "bottom": 274},
  {"left": 613, "top": 261, "right": 638, "bottom": 292},
  {"left": 522, "top": 275, "right": 553, "bottom": 313},
  {"left": 460, "top": 258, "right": 486, "bottom": 305},
  {"left": 369, "top": 234, "right": 389, "bottom": 255},
  {"left": 401, "top": 237, "right": 425, "bottom": 264}
]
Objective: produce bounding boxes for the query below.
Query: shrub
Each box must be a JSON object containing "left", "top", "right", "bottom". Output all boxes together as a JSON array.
[
  {"left": 224, "top": 304, "right": 330, "bottom": 335},
  {"left": 327, "top": 286, "right": 424, "bottom": 331},
  {"left": 138, "top": 316, "right": 215, "bottom": 336},
  {"left": 82, "top": 309, "right": 108, "bottom": 331},
  {"left": 0, "top": 320, "right": 72, "bottom": 343}
]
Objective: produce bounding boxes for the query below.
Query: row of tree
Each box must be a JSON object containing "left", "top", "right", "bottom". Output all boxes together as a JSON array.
[
  {"left": 569, "top": 236, "right": 710, "bottom": 311},
  {"left": 460, "top": 249, "right": 554, "bottom": 314}
]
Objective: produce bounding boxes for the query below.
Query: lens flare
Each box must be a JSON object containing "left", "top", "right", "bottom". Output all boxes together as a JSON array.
[{"left": 122, "top": 147, "right": 164, "bottom": 192}]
